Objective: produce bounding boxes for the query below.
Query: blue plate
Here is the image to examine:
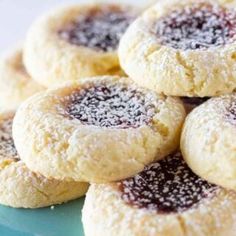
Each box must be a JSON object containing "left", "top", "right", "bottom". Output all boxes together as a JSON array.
[{"left": 0, "top": 198, "right": 85, "bottom": 236}]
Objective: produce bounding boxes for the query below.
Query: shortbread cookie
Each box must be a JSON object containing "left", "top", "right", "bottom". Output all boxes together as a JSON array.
[
  {"left": 181, "top": 97, "right": 210, "bottom": 113},
  {"left": 13, "top": 76, "right": 185, "bottom": 183},
  {"left": 0, "top": 48, "right": 44, "bottom": 110},
  {"left": 24, "top": 3, "right": 139, "bottom": 87},
  {"left": 0, "top": 111, "right": 88, "bottom": 208},
  {"left": 119, "top": 0, "right": 236, "bottom": 97},
  {"left": 181, "top": 93, "right": 236, "bottom": 191},
  {"left": 82, "top": 152, "right": 236, "bottom": 236}
]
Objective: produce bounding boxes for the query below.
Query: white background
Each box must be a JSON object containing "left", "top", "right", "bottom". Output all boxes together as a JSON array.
[{"left": 0, "top": 0, "right": 155, "bottom": 53}]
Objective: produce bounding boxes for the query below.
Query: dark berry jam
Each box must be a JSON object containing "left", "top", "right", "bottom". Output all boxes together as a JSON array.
[
  {"left": 181, "top": 97, "right": 210, "bottom": 112},
  {"left": 61, "top": 83, "right": 157, "bottom": 129},
  {"left": 225, "top": 98, "right": 236, "bottom": 124},
  {"left": 58, "top": 5, "right": 136, "bottom": 52},
  {"left": 0, "top": 118, "right": 18, "bottom": 159},
  {"left": 119, "top": 152, "right": 217, "bottom": 213},
  {"left": 155, "top": 3, "right": 236, "bottom": 50}
]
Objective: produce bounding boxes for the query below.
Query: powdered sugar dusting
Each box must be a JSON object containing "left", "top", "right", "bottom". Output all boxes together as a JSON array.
[
  {"left": 0, "top": 117, "right": 19, "bottom": 159},
  {"left": 60, "top": 83, "right": 160, "bottom": 129},
  {"left": 224, "top": 95, "right": 236, "bottom": 126},
  {"left": 155, "top": 3, "right": 236, "bottom": 50},
  {"left": 120, "top": 152, "right": 218, "bottom": 213},
  {"left": 59, "top": 5, "right": 136, "bottom": 52}
]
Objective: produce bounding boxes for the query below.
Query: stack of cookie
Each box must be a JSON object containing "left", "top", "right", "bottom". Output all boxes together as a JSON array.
[{"left": 1, "top": 0, "right": 236, "bottom": 235}]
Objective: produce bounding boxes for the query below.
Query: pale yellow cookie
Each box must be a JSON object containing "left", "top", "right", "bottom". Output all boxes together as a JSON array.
[
  {"left": 82, "top": 152, "right": 236, "bottom": 236},
  {"left": 0, "top": 111, "right": 88, "bottom": 208},
  {"left": 119, "top": 0, "right": 236, "bottom": 97},
  {"left": 23, "top": 3, "right": 140, "bottom": 87},
  {"left": 181, "top": 93, "right": 236, "bottom": 191},
  {"left": 0, "top": 48, "right": 44, "bottom": 110},
  {"left": 12, "top": 76, "right": 186, "bottom": 183}
]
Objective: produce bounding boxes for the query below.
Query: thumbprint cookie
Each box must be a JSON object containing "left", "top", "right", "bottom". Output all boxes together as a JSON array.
[
  {"left": 23, "top": 3, "right": 139, "bottom": 87},
  {"left": 82, "top": 152, "right": 236, "bottom": 236},
  {"left": 119, "top": 0, "right": 236, "bottom": 97},
  {"left": 181, "top": 93, "right": 236, "bottom": 191},
  {"left": 0, "top": 111, "right": 88, "bottom": 208},
  {"left": 0, "top": 48, "right": 44, "bottom": 110},
  {"left": 12, "top": 76, "right": 185, "bottom": 183}
]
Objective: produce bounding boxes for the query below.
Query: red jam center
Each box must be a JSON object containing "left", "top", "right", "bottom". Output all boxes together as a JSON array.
[
  {"left": 119, "top": 152, "right": 217, "bottom": 213},
  {"left": 62, "top": 84, "right": 157, "bottom": 129},
  {"left": 155, "top": 3, "right": 236, "bottom": 50},
  {"left": 58, "top": 6, "right": 135, "bottom": 52}
]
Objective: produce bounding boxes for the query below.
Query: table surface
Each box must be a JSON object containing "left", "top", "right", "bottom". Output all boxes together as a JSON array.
[{"left": 0, "top": 0, "right": 154, "bottom": 53}]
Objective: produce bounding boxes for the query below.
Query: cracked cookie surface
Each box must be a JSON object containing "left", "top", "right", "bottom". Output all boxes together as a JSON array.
[
  {"left": 13, "top": 76, "right": 185, "bottom": 183},
  {"left": 181, "top": 93, "right": 236, "bottom": 191},
  {"left": 119, "top": 0, "right": 236, "bottom": 97},
  {"left": 0, "top": 111, "right": 88, "bottom": 208},
  {"left": 82, "top": 151, "right": 236, "bottom": 236}
]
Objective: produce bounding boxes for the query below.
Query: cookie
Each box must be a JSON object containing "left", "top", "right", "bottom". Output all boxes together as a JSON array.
[
  {"left": 119, "top": 0, "right": 236, "bottom": 97},
  {"left": 181, "top": 93, "right": 236, "bottom": 191},
  {"left": 0, "top": 48, "right": 44, "bottom": 110},
  {"left": 12, "top": 76, "right": 185, "bottom": 183},
  {"left": 24, "top": 3, "right": 140, "bottom": 87},
  {"left": 0, "top": 111, "right": 88, "bottom": 208},
  {"left": 82, "top": 152, "right": 236, "bottom": 236}
]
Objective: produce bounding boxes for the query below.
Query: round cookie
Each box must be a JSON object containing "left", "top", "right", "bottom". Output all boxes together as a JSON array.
[
  {"left": 181, "top": 93, "right": 236, "bottom": 191},
  {"left": 0, "top": 111, "right": 88, "bottom": 208},
  {"left": 23, "top": 3, "right": 140, "bottom": 87},
  {"left": 0, "top": 48, "right": 44, "bottom": 110},
  {"left": 12, "top": 76, "right": 186, "bottom": 183},
  {"left": 82, "top": 151, "right": 236, "bottom": 236},
  {"left": 119, "top": 0, "right": 236, "bottom": 97}
]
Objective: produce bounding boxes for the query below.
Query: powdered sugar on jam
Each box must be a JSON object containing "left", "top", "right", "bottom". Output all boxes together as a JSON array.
[
  {"left": 59, "top": 6, "right": 135, "bottom": 52},
  {"left": 155, "top": 3, "right": 236, "bottom": 50},
  {"left": 61, "top": 84, "right": 158, "bottom": 129},
  {"left": 120, "top": 152, "right": 217, "bottom": 213},
  {"left": 225, "top": 98, "right": 236, "bottom": 125},
  {"left": 0, "top": 118, "right": 18, "bottom": 159}
]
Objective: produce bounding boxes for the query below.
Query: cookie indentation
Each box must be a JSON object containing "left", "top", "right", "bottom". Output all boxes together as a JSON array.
[
  {"left": 0, "top": 117, "right": 18, "bottom": 159},
  {"left": 155, "top": 3, "right": 236, "bottom": 50},
  {"left": 119, "top": 152, "right": 217, "bottom": 213},
  {"left": 61, "top": 84, "right": 157, "bottom": 129},
  {"left": 58, "top": 5, "right": 135, "bottom": 52}
]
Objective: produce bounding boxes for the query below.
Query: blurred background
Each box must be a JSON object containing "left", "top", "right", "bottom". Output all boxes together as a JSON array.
[{"left": 0, "top": 0, "right": 155, "bottom": 52}]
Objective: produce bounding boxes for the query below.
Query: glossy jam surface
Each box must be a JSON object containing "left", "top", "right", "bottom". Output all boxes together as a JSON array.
[
  {"left": 0, "top": 117, "right": 18, "bottom": 159},
  {"left": 120, "top": 152, "right": 217, "bottom": 213},
  {"left": 59, "top": 5, "right": 135, "bottom": 52},
  {"left": 155, "top": 3, "right": 236, "bottom": 50},
  {"left": 62, "top": 83, "right": 157, "bottom": 129}
]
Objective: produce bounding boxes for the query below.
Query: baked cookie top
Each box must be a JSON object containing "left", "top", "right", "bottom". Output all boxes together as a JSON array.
[
  {"left": 119, "top": 0, "right": 236, "bottom": 97},
  {"left": 58, "top": 4, "right": 136, "bottom": 52},
  {"left": 119, "top": 152, "right": 217, "bottom": 213}
]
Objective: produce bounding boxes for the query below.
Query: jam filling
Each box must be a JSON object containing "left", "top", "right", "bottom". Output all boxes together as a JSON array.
[
  {"left": 62, "top": 84, "right": 157, "bottom": 129},
  {"left": 0, "top": 118, "right": 18, "bottom": 159},
  {"left": 120, "top": 152, "right": 217, "bottom": 213},
  {"left": 155, "top": 3, "right": 236, "bottom": 50},
  {"left": 225, "top": 99, "right": 236, "bottom": 124},
  {"left": 181, "top": 97, "right": 210, "bottom": 106},
  {"left": 59, "top": 6, "right": 135, "bottom": 52}
]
